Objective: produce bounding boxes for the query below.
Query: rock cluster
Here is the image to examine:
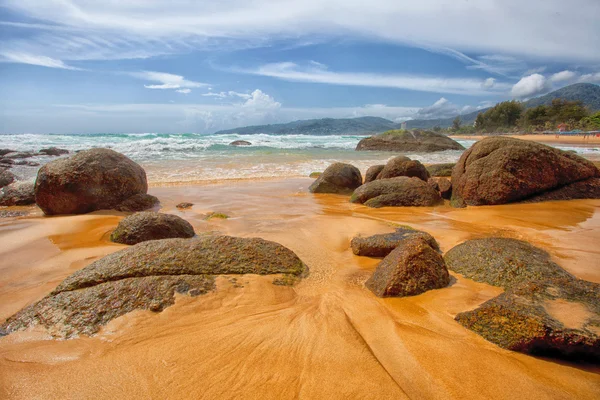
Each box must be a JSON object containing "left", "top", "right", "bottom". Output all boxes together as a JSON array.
[{"left": 356, "top": 130, "right": 465, "bottom": 152}]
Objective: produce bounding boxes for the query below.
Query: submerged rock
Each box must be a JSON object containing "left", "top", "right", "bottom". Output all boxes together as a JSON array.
[
  {"left": 428, "top": 177, "right": 452, "bottom": 199},
  {"left": 1, "top": 236, "right": 307, "bottom": 338},
  {"left": 426, "top": 163, "right": 455, "bottom": 177},
  {"left": 377, "top": 156, "right": 430, "bottom": 181},
  {"left": 229, "top": 140, "right": 252, "bottom": 146},
  {"left": 351, "top": 227, "right": 439, "bottom": 257},
  {"left": 35, "top": 148, "right": 149, "bottom": 215},
  {"left": 308, "top": 172, "right": 322, "bottom": 178},
  {"left": 4, "top": 151, "right": 34, "bottom": 159},
  {"left": 309, "top": 162, "right": 363, "bottom": 194},
  {"left": 350, "top": 177, "right": 442, "bottom": 208},
  {"left": 0, "top": 169, "right": 15, "bottom": 188},
  {"left": 356, "top": 130, "right": 465, "bottom": 152},
  {"left": 446, "top": 237, "right": 600, "bottom": 362},
  {"left": 114, "top": 193, "right": 160, "bottom": 212},
  {"left": 0, "top": 182, "right": 36, "bottom": 206},
  {"left": 0, "top": 149, "right": 15, "bottom": 156},
  {"left": 451, "top": 137, "right": 600, "bottom": 207},
  {"left": 111, "top": 212, "right": 195, "bottom": 245},
  {"left": 364, "top": 165, "right": 385, "bottom": 183},
  {"left": 39, "top": 147, "right": 69, "bottom": 156},
  {"left": 366, "top": 237, "right": 449, "bottom": 297},
  {"left": 176, "top": 202, "right": 194, "bottom": 209}
]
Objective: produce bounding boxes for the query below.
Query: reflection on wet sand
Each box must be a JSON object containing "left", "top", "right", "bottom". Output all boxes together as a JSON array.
[{"left": 0, "top": 178, "right": 599, "bottom": 399}]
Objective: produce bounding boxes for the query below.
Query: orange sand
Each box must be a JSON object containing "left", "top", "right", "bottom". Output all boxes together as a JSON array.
[
  {"left": 450, "top": 134, "right": 600, "bottom": 146},
  {"left": 0, "top": 178, "right": 599, "bottom": 399}
]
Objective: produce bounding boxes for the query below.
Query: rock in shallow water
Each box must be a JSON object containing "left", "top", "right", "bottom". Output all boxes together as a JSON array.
[
  {"left": 111, "top": 212, "right": 195, "bottom": 245},
  {"left": 1, "top": 236, "right": 307, "bottom": 338},
  {"left": 114, "top": 193, "right": 160, "bottom": 212},
  {"left": 351, "top": 227, "right": 439, "bottom": 257},
  {"left": 0, "top": 169, "right": 15, "bottom": 188},
  {"left": 350, "top": 177, "right": 442, "bottom": 208},
  {"left": 366, "top": 237, "right": 449, "bottom": 297},
  {"left": 356, "top": 130, "right": 465, "bottom": 152},
  {"left": 309, "top": 162, "right": 362, "bottom": 194},
  {"left": 0, "top": 182, "right": 36, "bottom": 206},
  {"left": 35, "top": 148, "right": 149, "bottom": 215}
]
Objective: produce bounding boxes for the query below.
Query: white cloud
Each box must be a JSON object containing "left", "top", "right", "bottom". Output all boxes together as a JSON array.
[
  {"left": 482, "top": 78, "right": 496, "bottom": 89},
  {"left": 0, "top": 52, "right": 80, "bottom": 70},
  {"left": 2, "top": 0, "right": 599, "bottom": 63},
  {"left": 131, "top": 71, "right": 208, "bottom": 91},
  {"left": 241, "top": 89, "right": 280, "bottom": 110},
  {"left": 415, "top": 97, "right": 482, "bottom": 119},
  {"left": 176, "top": 89, "right": 191, "bottom": 94},
  {"left": 549, "top": 70, "right": 578, "bottom": 83},
  {"left": 510, "top": 73, "right": 551, "bottom": 98},
  {"left": 202, "top": 91, "right": 254, "bottom": 99},
  {"left": 238, "top": 62, "right": 509, "bottom": 96},
  {"left": 579, "top": 73, "right": 600, "bottom": 83}
]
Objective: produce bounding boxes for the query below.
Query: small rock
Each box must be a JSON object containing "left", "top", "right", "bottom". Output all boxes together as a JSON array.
[
  {"left": 115, "top": 193, "right": 160, "bottom": 212},
  {"left": 204, "top": 212, "right": 229, "bottom": 220},
  {"left": 428, "top": 177, "right": 452, "bottom": 199},
  {"left": 308, "top": 172, "right": 322, "bottom": 178},
  {"left": 364, "top": 165, "right": 385, "bottom": 183},
  {"left": 176, "top": 202, "right": 194, "bottom": 209},
  {"left": 0, "top": 149, "right": 16, "bottom": 156},
  {"left": 309, "top": 162, "right": 363, "bottom": 194},
  {"left": 39, "top": 147, "right": 69, "bottom": 156},
  {"left": 0, "top": 182, "right": 36, "bottom": 206},
  {"left": 4, "top": 152, "right": 35, "bottom": 159},
  {"left": 351, "top": 227, "right": 439, "bottom": 257},
  {"left": 110, "top": 212, "right": 195, "bottom": 245},
  {"left": 229, "top": 140, "right": 252, "bottom": 146},
  {"left": 0, "top": 169, "right": 15, "bottom": 188}
]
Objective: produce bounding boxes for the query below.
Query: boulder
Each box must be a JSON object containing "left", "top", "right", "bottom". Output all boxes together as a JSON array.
[
  {"left": 229, "top": 140, "right": 252, "bottom": 146},
  {"left": 111, "top": 212, "right": 195, "bottom": 245},
  {"left": 351, "top": 227, "right": 439, "bottom": 257},
  {"left": 364, "top": 165, "right": 385, "bottom": 183},
  {"left": 4, "top": 152, "right": 35, "bottom": 159},
  {"left": 0, "top": 182, "right": 36, "bottom": 206},
  {"left": 366, "top": 237, "right": 449, "bottom": 297},
  {"left": 39, "top": 147, "right": 69, "bottom": 156},
  {"left": 521, "top": 178, "right": 600, "bottom": 203},
  {"left": 114, "top": 193, "right": 160, "bottom": 212},
  {"left": 176, "top": 202, "right": 194, "bottom": 209},
  {"left": 356, "top": 130, "right": 465, "bottom": 152},
  {"left": 451, "top": 137, "right": 600, "bottom": 207},
  {"left": 446, "top": 238, "right": 600, "bottom": 362},
  {"left": 426, "top": 163, "right": 455, "bottom": 177},
  {"left": 309, "top": 162, "right": 363, "bottom": 194},
  {"left": 350, "top": 177, "right": 442, "bottom": 208},
  {"left": 377, "top": 156, "right": 430, "bottom": 181},
  {"left": 35, "top": 148, "right": 149, "bottom": 215},
  {"left": 0, "top": 169, "right": 15, "bottom": 188},
  {"left": 428, "top": 177, "right": 452, "bottom": 199},
  {"left": 0, "top": 149, "right": 15, "bottom": 156},
  {"left": 308, "top": 172, "right": 322, "bottom": 178},
  {"left": 0, "top": 236, "right": 307, "bottom": 338},
  {"left": 0, "top": 159, "right": 14, "bottom": 166}
]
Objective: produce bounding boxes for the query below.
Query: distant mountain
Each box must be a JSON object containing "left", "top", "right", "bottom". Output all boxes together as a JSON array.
[
  {"left": 213, "top": 116, "right": 398, "bottom": 136},
  {"left": 523, "top": 83, "right": 600, "bottom": 110},
  {"left": 214, "top": 83, "right": 600, "bottom": 134}
]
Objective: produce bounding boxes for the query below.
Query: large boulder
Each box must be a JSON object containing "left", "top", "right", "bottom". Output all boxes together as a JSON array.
[
  {"left": 111, "top": 212, "right": 195, "bottom": 245},
  {"left": 426, "top": 163, "right": 455, "bottom": 177},
  {"left": 351, "top": 227, "right": 439, "bottom": 257},
  {"left": 35, "top": 148, "right": 149, "bottom": 215},
  {"left": 446, "top": 238, "right": 600, "bottom": 362},
  {"left": 428, "top": 177, "right": 452, "bottom": 199},
  {"left": 366, "top": 237, "right": 449, "bottom": 297},
  {"left": 451, "top": 137, "right": 600, "bottom": 207},
  {"left": 364, "top": 165, "right": 385, "bottom": 183},
  {"left": 377, "top": 156, "right": 430, "bottom": 181},
  {"left": 0, "top": 169, "right": 15, "bottom": 188},
  {"left": 1, "top": 236, "right": 307, "bottom": 338},
  {"left": 39, "top": 147, "right": 69, "bottom": 156},
  {"left": 309, "top": 162, "right": 363, "bottom": 194},
  {"left": 0, "top": 182, "right": 36, "bottom": 206},
  {"left": 356, "top": 130, "right": 465, "bottom": 152},
  {"left": 350, "top": 177, "right": 442, "bottom": 208}
]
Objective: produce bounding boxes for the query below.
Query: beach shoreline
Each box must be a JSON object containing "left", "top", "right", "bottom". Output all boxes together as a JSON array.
[{"left": 450, "top": 133, "right": 600, "bottom": 146}]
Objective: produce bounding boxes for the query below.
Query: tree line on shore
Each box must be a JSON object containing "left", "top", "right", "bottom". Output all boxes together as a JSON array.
[{"left": 432, "top": 98, "right": 600, "bottom": 134}]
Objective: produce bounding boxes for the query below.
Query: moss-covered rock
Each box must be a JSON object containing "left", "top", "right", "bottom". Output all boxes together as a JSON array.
[
  {"left": 1, "top": 236, "right": 307, "bottom": 338},
  {"left": 204, "top": 212, "right": 229, "bottom": 220},
  {"left": 309, "top": 162, "right": 363, "bottom": 194},
  {"left": 110, "top": 212, "right": 195, "bottom": 245},
  {"left": 308, "top": 172, "right": 322, "bottom": 178},
  {"left": 351, "top": 227, "right": 439, "bottom": 257},
  {"left": 356, "top": 130, "right": 465, "bottom": 152},
  {"left": 366, "top": 237, "right": 449, "bottom": 297},
  {"left": 350, "top": 177, "right": 442, "bottom": 208}
]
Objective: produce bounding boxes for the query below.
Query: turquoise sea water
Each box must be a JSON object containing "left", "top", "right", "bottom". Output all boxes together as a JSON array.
[{"left": 1, "top": 133, "right": 599, "bottom": 184}]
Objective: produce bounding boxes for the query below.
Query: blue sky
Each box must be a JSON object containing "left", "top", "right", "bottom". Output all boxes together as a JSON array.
[{"left": 1, "top": 0, "right": 599, "bottom": 134}]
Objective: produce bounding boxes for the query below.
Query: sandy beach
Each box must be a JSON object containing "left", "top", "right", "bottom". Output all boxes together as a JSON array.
[
  {"left": 451, "top": 134, "right": 600, "bottom": 147},
  {"left": 1, "top": 177, "right": 599, "bottom": 399}
]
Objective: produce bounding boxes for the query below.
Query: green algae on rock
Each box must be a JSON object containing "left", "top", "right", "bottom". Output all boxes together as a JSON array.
[{"left": 426, "top": 163, "right": 456, "bottom": 177}]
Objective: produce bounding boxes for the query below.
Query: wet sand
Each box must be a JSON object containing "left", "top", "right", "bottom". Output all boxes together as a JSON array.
[
  {"left": 1, "top": 178, "right": 600, "bottom": 399},
  {"left": 451, "top": 134, "right": 600, "bottom": 146}
]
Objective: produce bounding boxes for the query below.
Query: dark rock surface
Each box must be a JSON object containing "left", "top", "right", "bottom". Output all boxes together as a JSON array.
[
  {"left": 446, "top": 237, "right": 600, "bottom": 362},
  {"left": 0, "top": 159, "right": 15, "bottom": 166},
  {"left": 377, "top": 156, "right": 430, "bottom": 181},
  {"left": 35, "top": 148, "right": 149, "bottom": 215},
  {"left": 356, "top": 130, "right": 465, "bottom": 152},
  {"left": 0, "top": 149, "right": 15, "bottom": 156},
  {"left": 176, "top": 202, "right": 194, "bottom": 209},
  {"left": 39, "top": 147, "right": 70, "bottom": 156},
  {"left": 364, "top": 165, "right": 385, "bottom": 183},
  {"left": 1, "top": 236, "right": 307, "bottom": 338},
  {"left": 0, "top": 182, "right": 36, "bottom": 206},
  {"left": 309, "top": 162, "right": 363, "bottom": 194},
  {"left": 426, "top": 163, "right": 455, "bottom": 177},
  {"left": 114, "top": 193, "right": 160, "bottom": 212},
  {"left": 351, "top": 227, "right": 439, "bottom": 257},
  {"left": 0, "top": 169, "right": 15, "bottom": 188},
  {"left": 451, "top": 137, "right": 600, "bottom": 207},
  {"left": 111, "top": 212, "right": 195, "bottom": 245},
  {"left": 4, "top": 152, "right": 34, "bottom": 159},
  {"left": 229, "top": 140, "right": 252, "bottom": 146},
  {"left": 350, "top": 177, "right": 442, "bottom": 208},
  {"left": 521, "top": 178, "right": 600, "bottom": 203},
  {"left": 366, "top": 237, "right": 450, "bottom": 297},
  {"left": 428, "top": 177, "right": 452, "bottom": 199}
]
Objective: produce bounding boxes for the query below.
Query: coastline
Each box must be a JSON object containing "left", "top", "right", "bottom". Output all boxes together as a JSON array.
[
  {"left": 1, "top": 177, "right": 599, "bottom": 399},
  {"left": 450, "top": 133, "right": 600, "bottom": 146}
]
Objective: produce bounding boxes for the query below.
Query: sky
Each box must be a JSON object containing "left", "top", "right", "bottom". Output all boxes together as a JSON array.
[{"left": 1, "top": 0, "right": 599, "bottom": 134}]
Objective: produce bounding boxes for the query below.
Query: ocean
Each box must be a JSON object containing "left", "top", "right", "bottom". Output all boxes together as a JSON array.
[{"left": 2, "top": 133, "right": 599, "bottom": 184}]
